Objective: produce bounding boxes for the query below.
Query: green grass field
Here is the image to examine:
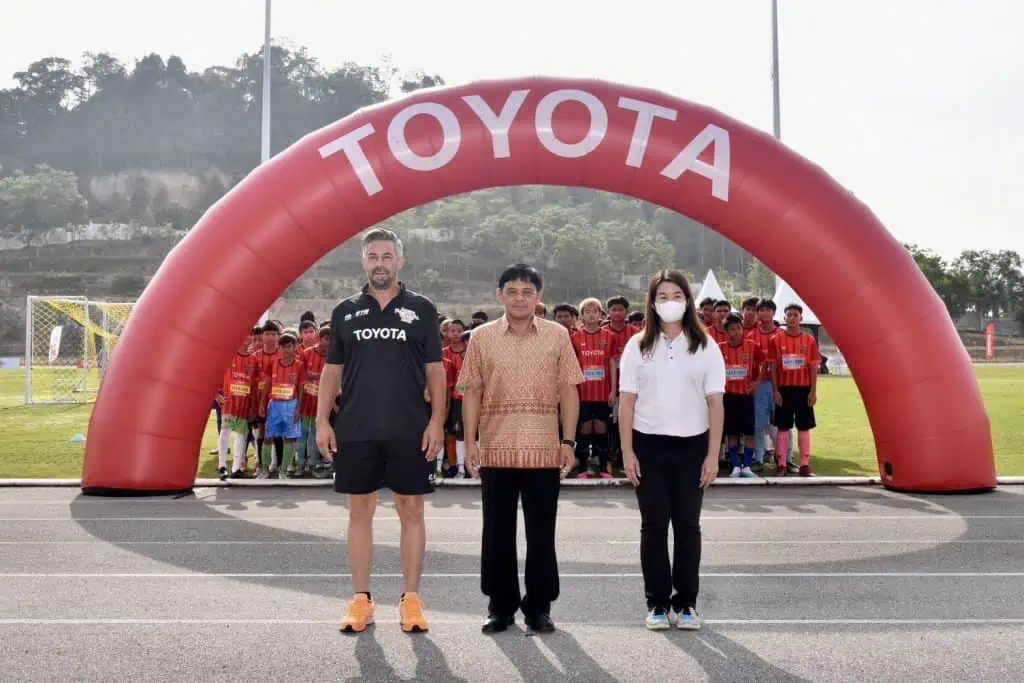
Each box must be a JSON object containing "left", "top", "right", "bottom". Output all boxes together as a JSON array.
[{"left": 0, "top": 366, "right": 1021, "bottom": 478}]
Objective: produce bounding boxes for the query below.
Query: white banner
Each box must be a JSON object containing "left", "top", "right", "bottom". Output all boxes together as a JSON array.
[{"left": 48, "top": 326, "right": 63, "bottom": 363}]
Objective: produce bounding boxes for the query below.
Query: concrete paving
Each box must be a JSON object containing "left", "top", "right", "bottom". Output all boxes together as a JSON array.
[{"left": 1, "top": 485, "right": 1022, "bottom": 681}]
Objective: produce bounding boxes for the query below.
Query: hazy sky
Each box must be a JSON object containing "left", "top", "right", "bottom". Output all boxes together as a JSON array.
[{"left": 4, "top": 0, "right": 1021, "bottom": 259}]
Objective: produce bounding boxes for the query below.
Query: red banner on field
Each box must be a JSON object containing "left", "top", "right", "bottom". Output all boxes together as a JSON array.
[{"left": 985, "top": 322, "right": 996, "bottom": 360}]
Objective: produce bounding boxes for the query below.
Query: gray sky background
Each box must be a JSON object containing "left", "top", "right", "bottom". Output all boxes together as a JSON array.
[{"left": 3, "top": 0, "right": 1020, "bottom": 260}]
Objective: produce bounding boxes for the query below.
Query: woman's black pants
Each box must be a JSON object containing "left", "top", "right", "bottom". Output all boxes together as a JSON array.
[{"left": 633, "top": 429, "right": 708, "bottom": 612}]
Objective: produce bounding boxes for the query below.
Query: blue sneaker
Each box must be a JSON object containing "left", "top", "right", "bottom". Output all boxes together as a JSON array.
[
  {"left": 645, "top": 607, "right": 672, "bottom": 631},
  {"left": 676, "top": 607, "right": 703, "bottom": 631},
  {"left": 740, "top": 467, "right": 758, "bottom": 479}
]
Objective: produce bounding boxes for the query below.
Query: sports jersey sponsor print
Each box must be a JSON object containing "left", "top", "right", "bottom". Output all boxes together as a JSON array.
[
  {"left": 299, "top": 347, "right": 327, "bottom": 418},
  {"left": 222, "top": 352, "right": 259, "bottom": 419},
  {"left": 719, "top": 340, "right": 764, "bottom": 395},
  {"left": 352, "top": 327, "right": 408, "bottom": 341},
  {"left": 573, "top": 327, "right": 615, "bottom": 403},
  {"left": 269, "top": 356, "right": 306, "bottom": 403},
  {"left": 770, "top": 331, "right": 822, "bottom": 387}
]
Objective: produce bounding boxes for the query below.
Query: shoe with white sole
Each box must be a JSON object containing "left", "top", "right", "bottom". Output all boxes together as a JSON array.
[
  {"left": 675, "top": 607, "right": 703, "bottom": 631},
  {"left": 645, "top": 607, "right": 672, "bottom": 630}
]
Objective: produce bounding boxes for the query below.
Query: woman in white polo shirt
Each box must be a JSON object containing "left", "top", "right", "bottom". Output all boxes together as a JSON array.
[{"left": 618, "top": 269, "right": 726, "bottom": 631}]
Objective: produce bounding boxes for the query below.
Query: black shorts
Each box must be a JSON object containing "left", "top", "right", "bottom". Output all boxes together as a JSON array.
[
  {"left": 773, "top": 386, "right": 816, "bottom": 431},
  {"left": 445, "top": 398, "right": 464, "bottom": 440},
  {"left": 580, "top": 401, "right": 612, "bottom": 424},
  {"left": 333, "top": 440, "right": 434, "bottom": 495},
  {"left": 723, "top": 393, "right": 755, "bottom": 437}
]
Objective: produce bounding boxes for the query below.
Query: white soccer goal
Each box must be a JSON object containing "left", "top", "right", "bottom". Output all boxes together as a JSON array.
[{"left": 24, "top": 295, "right": 136, "bottom": 405}]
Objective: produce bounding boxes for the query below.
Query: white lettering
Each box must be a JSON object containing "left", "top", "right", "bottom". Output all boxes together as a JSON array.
[
  {"left": 660, "top": 124, "right": 731, "bottom": 201},
  {"left": 535, "top": 89, "right": 608, "bottom": 159},
  {"left": 320, "top": 88, "right": 731, "bottom": 203},
  {"left": 462, "top": 90, "right": 530, "bottom": 159},
  {"left": 318, "top": 123, "right": 382, "bottom": 196},
  {"left": 387, "top": 103, "right": 461, "bottom": 172},
  {"left": 617, "top": 97, "right": 678, "bottom": 168},
  {"left": 352, "top": 328, "right": 408, "bottom": 342}
]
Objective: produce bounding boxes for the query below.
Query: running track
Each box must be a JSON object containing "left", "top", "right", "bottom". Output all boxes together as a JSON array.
[{"left": 1, "top": 485, "right": 1022, "bottom": 681}]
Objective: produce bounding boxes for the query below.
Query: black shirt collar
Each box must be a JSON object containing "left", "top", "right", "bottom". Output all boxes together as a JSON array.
[{"left": 358, "top": 282, "right": 408, "bottom": 310}]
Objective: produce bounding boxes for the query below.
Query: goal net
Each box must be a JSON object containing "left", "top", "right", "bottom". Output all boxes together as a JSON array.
[{"left": 25, "top": 296, "right": 136, "bottom": 405}]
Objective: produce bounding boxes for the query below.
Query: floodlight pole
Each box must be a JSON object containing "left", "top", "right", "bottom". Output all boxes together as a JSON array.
[
  {"left": 261, "top": 0, "right": 272, "bottom": 165},
  {"left": 771, "top": 0, "right": 782, "bottom": 140},
  {"left": 259, "top": 0, "right": 272, "bottom": 324}
]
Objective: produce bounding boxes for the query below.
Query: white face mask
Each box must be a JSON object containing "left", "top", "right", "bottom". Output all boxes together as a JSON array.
[{"left": 655, "top": 300, "right": 686, "bottom": 323}]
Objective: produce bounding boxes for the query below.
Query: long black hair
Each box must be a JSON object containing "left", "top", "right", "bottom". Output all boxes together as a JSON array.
[{"left": 638, "top": 269, "right": 708, "bottom": 355}]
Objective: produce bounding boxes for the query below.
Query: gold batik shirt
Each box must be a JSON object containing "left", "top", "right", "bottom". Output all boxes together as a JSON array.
[{"left": 457, "top": 316, "right": 584, "bottom": 468}]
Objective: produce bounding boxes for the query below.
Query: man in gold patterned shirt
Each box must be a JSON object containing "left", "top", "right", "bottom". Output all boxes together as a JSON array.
[{"left": 458, "top": 264, "right": 584, "bottom": 635}]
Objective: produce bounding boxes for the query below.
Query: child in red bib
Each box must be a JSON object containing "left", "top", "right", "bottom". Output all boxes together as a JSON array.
[{"left": 769, "top": 304, "right": 822, "bottom": 477}]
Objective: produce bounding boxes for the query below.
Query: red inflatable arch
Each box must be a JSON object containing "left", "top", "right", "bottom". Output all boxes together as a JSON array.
[{"left": 81, "top": 77, "right": 994, "bottom": 494}]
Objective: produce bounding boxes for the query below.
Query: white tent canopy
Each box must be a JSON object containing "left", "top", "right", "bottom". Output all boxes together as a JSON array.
[
  {"left": 772, "top": 276, "right": 821, "bottom": 325},
  {"left": 696, "top": 270, "right": 727, "bottom": 303}
]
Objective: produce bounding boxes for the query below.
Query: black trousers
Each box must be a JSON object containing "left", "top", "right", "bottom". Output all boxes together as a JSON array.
[
  {"left": 633, "top": 429, "right": 708, "bottom": 612},
  {"left": 480, "top": 467, "right": 561, "bottom": 618}
]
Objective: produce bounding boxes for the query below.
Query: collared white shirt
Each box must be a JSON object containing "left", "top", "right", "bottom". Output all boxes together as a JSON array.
[{"left": 619, "top": 330, "right": 726, "bottom": 438}]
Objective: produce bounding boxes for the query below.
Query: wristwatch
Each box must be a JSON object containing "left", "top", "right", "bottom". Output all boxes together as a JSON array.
[{"left": 561, "top": 439, "right": 576, "bottom": 449}]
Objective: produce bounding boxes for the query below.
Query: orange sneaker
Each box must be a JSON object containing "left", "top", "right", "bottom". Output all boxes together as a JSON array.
[
  {"left": 340, "top": 593, "right": 375, "bottom": 633},
  {"left": 399, "top": 592, "right": 429, "bottom": 633}
]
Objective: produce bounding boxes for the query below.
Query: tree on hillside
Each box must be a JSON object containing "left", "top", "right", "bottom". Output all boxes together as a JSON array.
[
  {"left": 0, "top": 165, "right": 88, "bottom": 245},
  {"left": 0, "top": 44, "right": 400, "bottom": 179}
]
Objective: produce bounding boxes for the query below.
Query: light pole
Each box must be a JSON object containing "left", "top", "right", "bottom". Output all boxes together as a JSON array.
[
  {"left": 261, "top": 0, "right": 272, "bottom": 164},
  {"left": 259, "top": 0, "right": 272, "bottom": 324},
  {"left": 771, "top": 0, "right": 782, "bottom": 140}
]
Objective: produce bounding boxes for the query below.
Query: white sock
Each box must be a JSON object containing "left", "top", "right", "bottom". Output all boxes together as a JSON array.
[
  {"left": 455, "top": 440, "right": 466, "bottom": 468},
  {"left": 232, "top": 432, "right": 247, "bottom": 471},
  {"left": 218, "top": 428, "right": 231, "bottom": 468}
]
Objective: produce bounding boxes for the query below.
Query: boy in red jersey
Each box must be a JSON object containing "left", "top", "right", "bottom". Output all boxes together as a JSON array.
[
  {"left": 248, "top": 326, "right": 262, "bottom": 353},
  {"left": 440, "top": 319, "right": 451, "bottom": 349},
  {"left": 603, "top": 296, "right": 640, "bottom": 359},
  {"left": 709, "top": 300, "right": 731, "bottom": 345},
  {"left": 699, "top": 297, "right": 716, "bottom": 328},
  {"left": 604, "top": 296, "right": 640, "bottom": 472},
  {"left": 572, "top": 298, "right": 617, "bottom": 479},
  {"left": 740, "top": 297, "right": 759, "bottom": 335},
  {"left": 296, "top": 325, "right": 329, "bottom": 477},
  {"left": 253, "top": 321, "right": 282, "bottom": 476},
  {"left": 553, "top": 304, "right": 576, "bottom": 334},
  {"left": 747, "top": 299, "right": 782, "bottom": 469},
  {"left": 262, "top": 332, "right": 306, "bottom": 479},
  {"left": 299, "top": 319, "right": 319, "bottom": 352},
  {"left": 442, "top": 319, "right": 468, "bottom": 478},
  {"left": 720, "top": 314, "right": 762, "bottom": 478},
  {"left": 218, "top": 339, "right": 259, "bottom": 479},
  {"left": 770, "top": 304, "right": 821, "bottom": 477}
]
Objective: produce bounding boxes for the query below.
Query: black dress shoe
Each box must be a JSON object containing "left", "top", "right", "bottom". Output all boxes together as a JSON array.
[
  {"left": 524, "top": 613, "right": 555, "bottom": 634},
  {"left": 482, "top": 614, "right": 515, "bottom": 634}
]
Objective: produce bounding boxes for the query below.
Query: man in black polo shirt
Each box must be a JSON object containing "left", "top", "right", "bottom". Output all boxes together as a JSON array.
[{"left": 316, "top": 228, "right": 446, "bottom": 634}]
